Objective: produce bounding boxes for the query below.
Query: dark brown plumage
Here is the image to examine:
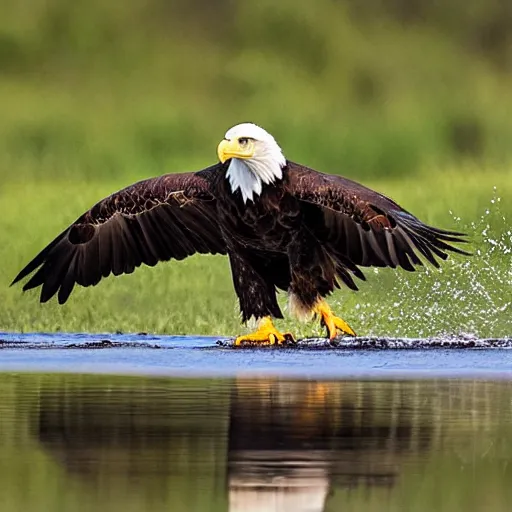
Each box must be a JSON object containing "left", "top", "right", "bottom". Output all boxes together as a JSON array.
[
  {"left": 12, "top": 159, "right": 469, "bottom": 329},
  {"left": 12, "top": 167, "right": 226, "bottom": 305}
]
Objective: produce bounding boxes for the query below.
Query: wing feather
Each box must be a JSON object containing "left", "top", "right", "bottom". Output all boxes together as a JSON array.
[
  {"left": 285, "top": 161, "right": 469, "bottom": 281},
  {"left": 12, "top": 165, "right": 226, "bottom": 303}
]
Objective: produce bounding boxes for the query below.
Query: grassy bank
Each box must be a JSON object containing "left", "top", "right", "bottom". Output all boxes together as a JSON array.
[
  {"left": 2, "top": 1, "right": 511, "bottom": 337},
  {"left": 2, "top": 164, "right": 511, "bottom": 338}
]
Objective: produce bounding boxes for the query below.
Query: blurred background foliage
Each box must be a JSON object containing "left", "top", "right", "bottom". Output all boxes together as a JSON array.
[
  {"left": 1, "top": 0, "right": 511, "bottom": 182},
  {"left": 1, "top": 0, "right": 511, "bottom": 336}
]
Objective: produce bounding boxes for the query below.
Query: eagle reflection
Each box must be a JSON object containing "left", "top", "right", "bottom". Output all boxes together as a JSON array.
[
  {"left": 36, "top": 378, "right": 433, "bottom": 512},
  {"left": 227, "top": 380, "right": 429, "bottom": 512}
]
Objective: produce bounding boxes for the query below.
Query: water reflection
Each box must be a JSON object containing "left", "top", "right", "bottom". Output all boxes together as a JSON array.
[
  {"left": 227, "top": 380, "right": 428, "bottom": 511},
  {"left": 1, "top": 375, "right": 512, "bottom": 512}
]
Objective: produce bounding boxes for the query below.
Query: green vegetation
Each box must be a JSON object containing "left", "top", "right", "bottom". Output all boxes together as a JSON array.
[
  {"left": 2, "top": 0, "right": 512, "bottom": 181},
  {"left": 1, "top": 0, "right": 511, "bottom": 337},
  {"left": 2, "top": 167, "right": 511, "bottom": 338}
]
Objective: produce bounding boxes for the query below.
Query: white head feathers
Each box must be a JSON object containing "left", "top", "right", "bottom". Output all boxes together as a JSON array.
[{"left": 222, "top": 123, "right": 286, "bottom": 203}]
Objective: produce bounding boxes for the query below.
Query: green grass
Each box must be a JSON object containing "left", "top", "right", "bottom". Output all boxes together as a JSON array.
[
  {"left": 1, "top": 0, "right": 512, "bottom": 337},
  {"left": 2, "top": 164, "right": 511, "bottom": 338}
]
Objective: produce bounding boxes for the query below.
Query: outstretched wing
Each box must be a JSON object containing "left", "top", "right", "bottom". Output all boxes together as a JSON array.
[
  {"left": 285, "top": 161, "right": 469, "bottom": 275},
  {"left": 12, "top": 164, "right": 226, "bottom": 304}
]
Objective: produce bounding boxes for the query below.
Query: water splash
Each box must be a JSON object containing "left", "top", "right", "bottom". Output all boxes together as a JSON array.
[{"left": 345, "top": 189, "right": 512, "bottom": 339}]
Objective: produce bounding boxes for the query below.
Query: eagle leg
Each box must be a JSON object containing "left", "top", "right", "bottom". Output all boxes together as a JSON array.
[
  {"left": 235, "top": 317, "right": 295, "bottom": 346},
  {"left": 314, "top": 300, "right": 356, "bottom": 339}
]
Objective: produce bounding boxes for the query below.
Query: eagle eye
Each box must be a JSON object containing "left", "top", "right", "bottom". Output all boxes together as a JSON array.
[{"left": 238, "top": 137, "right": 249, "bottom": 146}]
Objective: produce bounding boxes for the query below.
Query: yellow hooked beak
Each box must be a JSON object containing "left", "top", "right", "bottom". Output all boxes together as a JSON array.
[{"left": 217, "top": 138, "right": 255, "bottom": 163}]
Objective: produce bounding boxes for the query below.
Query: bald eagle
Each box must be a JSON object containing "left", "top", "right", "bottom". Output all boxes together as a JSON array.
[{"left": 12, "top": 123, "right": 468, "bottom": 344}]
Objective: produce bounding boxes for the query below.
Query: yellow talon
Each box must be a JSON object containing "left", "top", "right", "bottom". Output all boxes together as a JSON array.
[
  {"left": 313, "top": 300, "right": 356, "bottom": 339},
  {"left": 235, "top": 317, "right": 295, "bottom": 346}
]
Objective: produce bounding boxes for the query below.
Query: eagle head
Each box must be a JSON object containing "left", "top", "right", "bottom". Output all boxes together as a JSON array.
[{"left": 217, "top": 123, "right": 286, "bottom": 203}]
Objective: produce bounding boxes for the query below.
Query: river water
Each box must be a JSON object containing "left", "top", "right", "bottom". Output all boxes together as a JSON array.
[{"left": 1, "top": 333, "right": 512, "bottom": 511}]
